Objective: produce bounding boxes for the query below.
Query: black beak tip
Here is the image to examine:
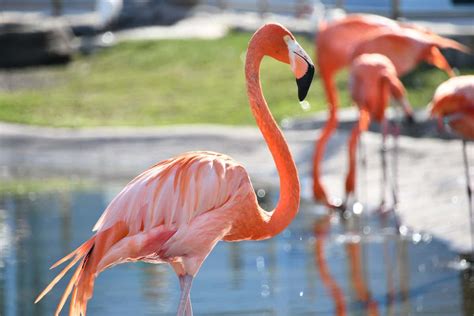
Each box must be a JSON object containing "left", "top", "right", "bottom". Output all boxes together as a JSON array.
[{"left": 297, "top": 64, "right": 315, "bottom": 102}]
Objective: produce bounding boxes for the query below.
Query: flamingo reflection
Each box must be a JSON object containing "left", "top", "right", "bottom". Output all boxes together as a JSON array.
[
  {"left": 313, "top": 214, "right": 379, "bottom": 316},
  {"left": 314, "top": 214, "right": 346, "bottom": 316},
  {"left": 345, "top": 242, "right": 379, "bottom": 315}
]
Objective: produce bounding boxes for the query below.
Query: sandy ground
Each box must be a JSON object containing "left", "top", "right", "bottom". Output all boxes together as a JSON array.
[{"left": 1, "top": 113, "right": 472, "bottom": 255}]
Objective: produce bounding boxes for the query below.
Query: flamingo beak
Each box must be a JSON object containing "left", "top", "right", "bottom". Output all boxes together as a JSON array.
[
  {"left": 296, "top": 56, "right": 315, "bottom": 101},
  {"left": 285, "top": 36, "right": 315, "bottom": 101}
]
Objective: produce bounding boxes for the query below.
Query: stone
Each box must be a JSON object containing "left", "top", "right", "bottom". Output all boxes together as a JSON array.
[{"left": 0, "top": 13, "right": 75, "bottom": 68}]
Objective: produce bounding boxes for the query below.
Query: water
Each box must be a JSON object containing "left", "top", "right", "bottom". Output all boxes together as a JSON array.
[{"left": 1, "top": 185, "right": 473, "bottom": 316}]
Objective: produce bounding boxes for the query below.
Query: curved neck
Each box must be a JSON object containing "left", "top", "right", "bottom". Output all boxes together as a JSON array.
[{"left": 245, "top": 39, "right": 300, "bottom": 240}]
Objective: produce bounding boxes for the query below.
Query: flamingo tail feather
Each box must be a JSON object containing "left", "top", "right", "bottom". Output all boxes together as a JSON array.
[
  {"left": 50, "top": 238, "right": 96, "bottom": 269},
  {"left": 35, "top": 237, "right": 96, "bottom": 316}
]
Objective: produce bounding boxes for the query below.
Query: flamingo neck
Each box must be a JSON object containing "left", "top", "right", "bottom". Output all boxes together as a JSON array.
[{"left": 244, "top": 40, "right": 300, "bottom": 240}]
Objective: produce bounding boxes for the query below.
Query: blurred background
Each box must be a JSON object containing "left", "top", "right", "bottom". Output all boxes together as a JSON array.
[
  {"left": 1, "top": 1, "right": 474, "bottom": 315},
  {"left": 0, "top": 0, "right": 473, "bottom": 126}
]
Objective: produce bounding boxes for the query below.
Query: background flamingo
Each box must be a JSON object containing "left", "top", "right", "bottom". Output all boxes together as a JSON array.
[
  {"left": 313, "top": 14, "right": 469, "bottom": 207},
  {"left": 429, "top": 75, "right": 474, "bottom": 258},
  {"left": 34, "top": 23, "right": 315, "bottom": 316},
  {"left": 345, "top": 53, "right": 412, "bottom": 211}
]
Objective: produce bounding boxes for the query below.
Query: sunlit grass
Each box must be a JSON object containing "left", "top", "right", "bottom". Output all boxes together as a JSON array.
[
  {"left": 0, "top": 31, "right": 471, "bottom": 127},
  {"left": 0, "top": 178, "right": 93, "bottom": 195}
]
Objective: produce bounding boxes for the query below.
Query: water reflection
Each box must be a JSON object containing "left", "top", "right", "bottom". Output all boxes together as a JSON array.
[
  {"left": 0, "top": 186, "right": 473, "bottom": 315},
  {"left": 313, "top": 215, "right": 346, "bottom": 315}
]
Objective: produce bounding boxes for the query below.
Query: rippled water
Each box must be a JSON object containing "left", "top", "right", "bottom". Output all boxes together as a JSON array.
[{"left": 1, "top": 185, "right": 473, "bottom": 315}]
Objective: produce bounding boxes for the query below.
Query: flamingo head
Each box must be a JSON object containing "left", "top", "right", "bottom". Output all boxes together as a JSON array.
[{"left": 257, "top": 23, "right": 315, "bottom": 101}]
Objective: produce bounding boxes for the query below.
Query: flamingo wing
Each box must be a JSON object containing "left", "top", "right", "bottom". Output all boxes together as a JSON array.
[
  {"left": 93, "top": 151, "right": 250, "bottom": 234},
  {"left": 352, "top": 30, "right": 468, "bottom": 77}
]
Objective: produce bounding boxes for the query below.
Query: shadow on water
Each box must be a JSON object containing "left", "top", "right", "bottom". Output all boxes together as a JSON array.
[{"left": 1, "top": 184, "right": 474, "bottom": 315}]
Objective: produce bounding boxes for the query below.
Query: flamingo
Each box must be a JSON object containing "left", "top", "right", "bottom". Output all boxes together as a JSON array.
[
  {"left": 313, "top": 14, "right": 469, "bottom": 207},
  {"left": 34, "top": 23, "right": 315, "bottom": 316},
  {"left": 345, "top": 53, "right": 412, "bottom": 211},
  {"left": 429, "top": 75, "right": 474, "bottom": 258}
]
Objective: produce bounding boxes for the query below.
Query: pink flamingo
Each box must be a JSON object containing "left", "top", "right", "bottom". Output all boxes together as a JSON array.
[
  {"left": 34, "top": 23, "right": 315, "bottom": 316},
  {"left": 314, "top": 14, "right": 469, "bottom": 207},
  {"left": 429, "top": 75, "right": 474, "bottom": 257},
  {"left": 345, "top": 53, "right": 412, "bottom": 210}
]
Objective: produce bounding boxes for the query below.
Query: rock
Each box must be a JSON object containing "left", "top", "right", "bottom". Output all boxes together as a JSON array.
[{"left": 0, "top": 13, "right": 75, "bottom": 68}]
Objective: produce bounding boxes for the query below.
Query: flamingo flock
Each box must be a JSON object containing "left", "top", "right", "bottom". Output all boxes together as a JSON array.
[
  {"left": 34, "top": 12, "right": 473, "bottom": 316},
  {"left": 313, "top": 14, "right": 469, "bottom": 208}
]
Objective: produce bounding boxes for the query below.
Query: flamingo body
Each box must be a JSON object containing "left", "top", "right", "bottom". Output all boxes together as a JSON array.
[
  {"left": 93, "top": 152, "right": 257, "bottom": 268},
  {"left": 430, "top": 75, "right": 474, "bottom": 139},
  {"left": 317, "top": 14, "right": 400, "bottom": 94},
  {"left": 351, "top": 29, "right": 469, "bottom": 77},
  {"left": 350, "top": 54, "right": 408, "bottom": 122}
]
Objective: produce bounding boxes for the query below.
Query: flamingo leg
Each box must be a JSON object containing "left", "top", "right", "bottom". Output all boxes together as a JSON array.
[
  {"left": 171, "top": 262, "right": 193, "bottom": 316},
  {"left": 390, "top": 121, "right": 399, "bottom": 207},
  {"left": 345, "top": 110, "right": 371, "bottom": 209},
  {"left": 177, "top": 274, "right": 194, "bottom": 316},
  {"left": 462, "top": 140, "right": 474, "bottom": 259},
  {"left": 358, "top": 132, "right": 368, "bottom": 205},
  {"left": 178, "top": 275, "right": 193, "bottom": 316},
  {"left": 313, "top": 114, "right": 338, "bottom": 207},
  {"left": 344, "top": 122, "right": 361, "bottom": 207},
  {"left": 380, "top": 119, "right": 389, "bottom": 213},
  {"left": 390, "top": 119, "right": 402, "bottom": 231}
]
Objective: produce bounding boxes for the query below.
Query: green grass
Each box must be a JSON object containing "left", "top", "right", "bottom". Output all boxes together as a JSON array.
[
  {"left": 0, "top": 177, "right": 93, "bottom": 195},
  {"left": 0, "top": 32, "right": 472, "bottom": 127}
]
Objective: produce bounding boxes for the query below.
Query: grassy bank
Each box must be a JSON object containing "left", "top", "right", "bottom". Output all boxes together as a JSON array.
[{"left": 0, "top": 32, "right": 471, "bottom": 127}]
